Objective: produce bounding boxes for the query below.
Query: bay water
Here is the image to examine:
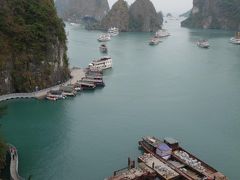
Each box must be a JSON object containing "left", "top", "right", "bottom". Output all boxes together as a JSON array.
[{"left": 1, "top": 20, "right": 240, "bottom": 179}]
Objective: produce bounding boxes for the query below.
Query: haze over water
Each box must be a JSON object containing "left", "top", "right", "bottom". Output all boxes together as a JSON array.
[{"left": 1, "top": 19, "right": 240, "bottom": 179}]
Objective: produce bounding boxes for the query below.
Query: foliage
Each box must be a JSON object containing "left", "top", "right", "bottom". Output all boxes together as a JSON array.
[{"left": 0, "top": 0, "right": 69, "bottom": 93}]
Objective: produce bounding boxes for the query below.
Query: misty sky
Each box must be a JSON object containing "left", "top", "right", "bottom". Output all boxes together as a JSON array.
[{"left": 108, "top": 0, "right": 193, "bottom": 15}]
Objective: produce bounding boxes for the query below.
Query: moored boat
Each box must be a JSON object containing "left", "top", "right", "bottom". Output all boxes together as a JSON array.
[
  {"left": 230, "top": 32, "right": 240, "bottom": 45},
  {"left": 149, "top": 37, "right": 161, "bottom": 45},
  {"left": 99, "top": 44, "right": 108, "bottom": 53},
  {"left": 47, "top": 90, "right": 66, "bottom": 99},
  {"left": 46, "top": 95, "right": 57, "bottom": 101},
  {"left": 59, "top": 85, "right": 77, "bottom": 96},
  {"left": 81, "top": 77, "right": 105, "bottom": 87},
  {"left": 139, "top": 136, "right": 228, "bottom": 180},
  {"left": 89, "top": 56, "right": 112, "bottom": 71},
  {"left": 77, "top": 81, "right": 96, "bottom": 90},
  {"left": 197, "top": 40, "right": 210, "bottom": 48},
  {"left": 98, "top": 34, "right": 111, "bottom": 42},
  {"left": 155, "top": 29, "right": 170, "bottom": 38}
]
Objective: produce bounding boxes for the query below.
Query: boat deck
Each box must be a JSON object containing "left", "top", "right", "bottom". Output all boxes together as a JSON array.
[
  {"left": 106, "top": 163, "right": 155, "bottom": 180},
  {"left": 138, "top": 153, "right": 179, "bottom": 180},
  {"left": 173, "top": 149, "right": 217, "bottom": 177}
]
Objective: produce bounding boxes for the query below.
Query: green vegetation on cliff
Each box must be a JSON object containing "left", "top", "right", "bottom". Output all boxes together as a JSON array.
[
  {"left": 100, "top": 0, "right": 129, "bottom": 31},
  {"left": 181, "top": 0, "right": 240, "bottom": 30},
  {"left": 0, "top": 0, "right": 69, "bottom": 94}
]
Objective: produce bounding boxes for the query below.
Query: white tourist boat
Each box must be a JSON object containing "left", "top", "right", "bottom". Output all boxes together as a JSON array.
[
  {"left": 155, "top": 29, "right": 170, "bottom": 38},
  {"left": 98, "top": 34, "right": 111, "bottom": 42},
  {"left": 197, "top": 40, "right": 210, "bottom": 48},
  {"left": 108, "top": 27, "right": 119, "bottom": 36},
  {"left": 230, "top": 32, "right": 240, "bottom": 45},
  {"left": 89, "top": 56, "right": 112, "bottom": 71},
  {"left": 70, "top": 22, "right": 80, "bottom": 26}
]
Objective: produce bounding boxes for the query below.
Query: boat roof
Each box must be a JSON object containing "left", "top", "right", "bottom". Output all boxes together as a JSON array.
[
  {"left": 164, "top": 137, "right": 178, "bottom": 145},
  {"left": 143, "top": 136, "right": 163, "bottom": 148},
  {"left": 77, "top": 81, "right": 95, "bottom": 86}
]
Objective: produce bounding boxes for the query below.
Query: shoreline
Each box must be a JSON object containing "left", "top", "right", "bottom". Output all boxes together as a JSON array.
[{"left": 0, "top": 68, "right": 85, "bottom": 103}]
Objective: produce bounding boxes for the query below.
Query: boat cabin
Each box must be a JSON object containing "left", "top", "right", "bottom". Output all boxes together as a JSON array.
[{"left": 164, "top": 137, "right": 179, "bottom": 150}]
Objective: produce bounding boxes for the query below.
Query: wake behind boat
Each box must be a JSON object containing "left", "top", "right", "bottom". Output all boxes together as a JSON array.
[
  {"left": 230, "top": 32, "right": 240, "bottom": 45},
  {"left": 197, "top": 40, "right": 210, "bottom": 48}
]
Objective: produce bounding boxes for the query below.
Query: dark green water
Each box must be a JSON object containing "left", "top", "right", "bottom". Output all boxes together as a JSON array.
[{"left": 1, "top": 20, "right": 240, "bottom": 179}]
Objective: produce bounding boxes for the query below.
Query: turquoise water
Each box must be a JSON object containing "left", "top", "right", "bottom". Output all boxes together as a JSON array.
[{"left": 1, "top": 20, "right": 240, "bottom": 179}]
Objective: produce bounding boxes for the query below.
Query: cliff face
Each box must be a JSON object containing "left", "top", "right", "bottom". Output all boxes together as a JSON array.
[
  {"left": 0, "top": 0, "right": 69, "bottom": 95},
  {"left": 55, "top": 0, "right": 109, "bottom": 22},
  {"left": 129, "top": 0, "right": 162, "bottom": 32},
  {"left": 181, "top": 0, "right": 240, "bottom": 30},
  {"left": 100, "top": 0, "right": 129, "bottom": 31}
]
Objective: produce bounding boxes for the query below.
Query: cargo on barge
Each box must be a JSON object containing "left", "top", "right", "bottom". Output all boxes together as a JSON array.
[
  {"left": 139, "top": 137, "right": 228, "bottom": 180},
  {"left": 105, "top": 158, "right": 156, "bottom": 180}
]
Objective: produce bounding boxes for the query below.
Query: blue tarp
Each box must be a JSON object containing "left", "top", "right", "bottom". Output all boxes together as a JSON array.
[{"left": 158, "top": 143, "right": 171, "bottom": 151}]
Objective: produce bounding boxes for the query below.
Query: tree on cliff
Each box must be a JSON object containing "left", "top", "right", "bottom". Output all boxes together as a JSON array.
[{"left": 0, "top": 0, "right": 69, "bottom": 95}]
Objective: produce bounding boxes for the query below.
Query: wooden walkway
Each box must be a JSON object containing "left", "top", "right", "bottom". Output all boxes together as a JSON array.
[
  {"left": 9, "top": 145, "right": 23, "bottom": 180},
  {"left": 0, "top": 68, "right": 85, "bottom": 102}
]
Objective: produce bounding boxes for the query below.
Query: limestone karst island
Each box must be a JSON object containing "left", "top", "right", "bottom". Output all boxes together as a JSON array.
[{"left": 0, "top": 0, "right": 239, "bottom": 179}]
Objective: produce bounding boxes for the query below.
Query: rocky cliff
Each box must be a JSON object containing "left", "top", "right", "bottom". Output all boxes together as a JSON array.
[
  {"left": 0, "top": 0, "right": 69, "bottom": 95},
  {"left": 181, "top": 0, "right": 240, "bottom": 30},
  {"left": 55, "top": 0, "right": 109, "bottom": 22},
  {"left": 129, "top": 0, "right": 162, "bottom": 32},
  {"left": 100, "top": 0, "right": 129, "bottom": 31}
]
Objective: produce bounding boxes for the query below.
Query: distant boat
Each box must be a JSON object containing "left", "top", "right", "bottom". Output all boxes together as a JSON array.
[
  {"left": 197, "top": 40, "right": 210, "bottom": 48},
  {"left": 155, "top": 29, "right": 170, "bottom": 38},
  {"left": 149, "top": 37, "right": 161, "bottom": 45},
  {"left": 99, "top": 44, "right": 108, "bottom": 53},
  {"left": 108, "top": 27, "right": 119, "bottom": 36},
  {"left": 230, "top": 32, "right": 240, "bottom": 45},
  {"left": 98, "top": 34, "right": 111, "bottom": 42},
  {"left": 70, "top": 22, "right": 80, "bottom": 26}
]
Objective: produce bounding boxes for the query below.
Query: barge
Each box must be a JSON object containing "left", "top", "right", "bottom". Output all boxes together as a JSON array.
[
  {"left": 139, "top": 137, "right": 228, "bottom": 180},
  {"left": 105, "top": 158, "right": 156, "bottom": 180},
  {"left": 138, "top": 153, "right": 180, "bottom": 180}
]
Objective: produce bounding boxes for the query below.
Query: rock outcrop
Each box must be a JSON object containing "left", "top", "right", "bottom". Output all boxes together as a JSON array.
[
  {"left": 0, "top": 0, "right": 69, "bottom": 95},
  {"left": 181, "top": 0, "right": 240, "bottom": 30},
  {"left": 55, "top": 0, "right": 109, "bottom": 22},
  {"left": 100, "top": 0, "right": 129, "bottom": 31},
  {"left": 129, "top": 0, "right": 162, "bottom": 32}
]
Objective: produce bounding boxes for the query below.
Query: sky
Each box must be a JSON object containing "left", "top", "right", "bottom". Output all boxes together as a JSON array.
[{"left": 108, "top": 0, "right": 193, "bottom": 15}]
